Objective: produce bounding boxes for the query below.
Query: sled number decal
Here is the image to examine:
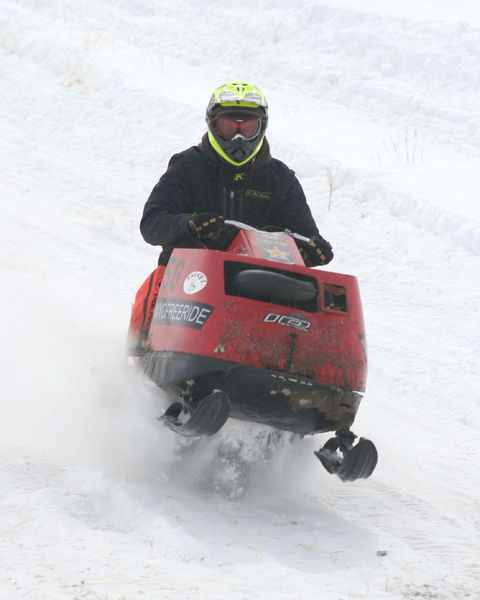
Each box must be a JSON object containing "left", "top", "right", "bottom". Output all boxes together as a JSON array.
[
  {"left": 183, "top": 271, "right": 207, "bottom": 295},
  {"left": 152, "top": 299, "right": 214, "bottom": 329},
  {"left": 162, "top": 257, "right": 185, "bottom": 292}
]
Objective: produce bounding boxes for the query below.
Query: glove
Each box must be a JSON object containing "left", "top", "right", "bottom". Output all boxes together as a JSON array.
[
  {"left": 188, "top": 212, "right": 225, "bottom": 241},
  {"left": 299, "top": 234, "right": 334, "bottom": 266}
]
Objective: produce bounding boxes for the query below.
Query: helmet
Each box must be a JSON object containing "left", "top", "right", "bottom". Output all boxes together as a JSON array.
[{"left": 206, "top": 81, "right": 268, "bottom": 166}]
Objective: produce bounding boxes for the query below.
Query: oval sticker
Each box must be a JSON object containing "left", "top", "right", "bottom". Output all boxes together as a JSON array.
[{"left": 183, "top": 271, "right": 207, "bottom": 295}]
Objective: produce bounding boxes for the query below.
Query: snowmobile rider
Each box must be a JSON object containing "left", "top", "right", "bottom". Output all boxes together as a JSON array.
[
  {"left": 129, "top": 81, "right": 333, "bottom": 349},
  {"left": 140, "top": 81, "right": 333, "bottom": 267}
]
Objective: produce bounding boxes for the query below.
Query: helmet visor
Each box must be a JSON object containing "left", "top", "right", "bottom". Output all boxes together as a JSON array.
[{"left": 214, "top": 114, "right": 261, "bottom": 141}]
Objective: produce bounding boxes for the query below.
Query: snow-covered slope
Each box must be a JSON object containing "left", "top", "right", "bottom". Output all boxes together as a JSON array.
[{"left": 1, "top": 1, "right": 479, "bottom": 598}]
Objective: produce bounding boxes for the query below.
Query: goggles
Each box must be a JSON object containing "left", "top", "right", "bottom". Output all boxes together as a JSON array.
[{"left": 214, "top": 114, "right": 261, "bottom": 141}]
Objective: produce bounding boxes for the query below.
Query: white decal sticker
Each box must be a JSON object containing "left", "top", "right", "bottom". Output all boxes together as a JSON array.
[
  {"left": 183, "top": 271, "right": 207, "bottom": 295},
  {"left": 263, "top": 312, "right": 311, "bottom": 331}
]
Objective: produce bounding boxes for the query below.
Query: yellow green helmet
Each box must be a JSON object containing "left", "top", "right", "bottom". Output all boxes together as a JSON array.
[{"left": 206, "top": 81, "right": 268, "bottom": 166}]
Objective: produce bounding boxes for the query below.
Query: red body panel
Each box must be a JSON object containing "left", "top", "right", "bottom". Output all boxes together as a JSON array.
[{"left": 147, "top": 230, "right": 367, "bottom": 393}]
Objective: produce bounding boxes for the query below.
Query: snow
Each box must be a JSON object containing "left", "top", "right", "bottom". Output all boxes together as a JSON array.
[{"left": 1, "top": 0, "right": 479, "bottom": 598}]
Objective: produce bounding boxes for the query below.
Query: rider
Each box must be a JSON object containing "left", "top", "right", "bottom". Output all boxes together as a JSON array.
[{"left": 129, "top": 81, "right": 333, "bottom": 350}]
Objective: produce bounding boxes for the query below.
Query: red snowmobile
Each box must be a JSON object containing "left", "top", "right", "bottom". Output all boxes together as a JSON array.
[{"left": 129, "top": 222, "right": 377, "bottom": 482}]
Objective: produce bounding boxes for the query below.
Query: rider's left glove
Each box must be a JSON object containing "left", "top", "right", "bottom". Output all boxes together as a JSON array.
[{"left": 300, "top": 235, "right": 334, "bottom": 266}]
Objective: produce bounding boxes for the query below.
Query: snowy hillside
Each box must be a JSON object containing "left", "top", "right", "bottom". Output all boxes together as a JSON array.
[{"left": 1, "top": 0, "right": 479, "bottom": 598}]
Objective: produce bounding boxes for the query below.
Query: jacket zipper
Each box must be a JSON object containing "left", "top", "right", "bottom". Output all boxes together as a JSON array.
[{"left": 221, "top": 188, "right": 245, "bottom": 221}]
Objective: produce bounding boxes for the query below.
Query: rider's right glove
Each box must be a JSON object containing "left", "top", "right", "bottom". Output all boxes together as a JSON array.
[
  {"left": 299, "top": 234, "right": 334, "bottom": 266},
  {"left": 188, "top": 212, "right": 225, "bottom": 241}
]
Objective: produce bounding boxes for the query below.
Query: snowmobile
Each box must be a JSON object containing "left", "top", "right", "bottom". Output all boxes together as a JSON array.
[{"left": 130, "top": 221, "right": 377, "bottom": 482}]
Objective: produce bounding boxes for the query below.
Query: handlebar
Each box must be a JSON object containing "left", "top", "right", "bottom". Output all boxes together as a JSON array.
[{"left": 224, "top": 220, "right": 310, "bottom": 243}]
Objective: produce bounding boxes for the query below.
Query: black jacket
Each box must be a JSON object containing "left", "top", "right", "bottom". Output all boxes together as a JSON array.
[{"left": 140, "top": 135, "right": 320, "bottom": 265}]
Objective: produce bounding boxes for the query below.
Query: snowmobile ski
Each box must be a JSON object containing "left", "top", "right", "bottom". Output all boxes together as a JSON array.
[
  {"left": 314, "top": 430, "right": 378, "bottom": 482},
  {"left": 161, "top": 390, "right": 231, "bottom": 437}
]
